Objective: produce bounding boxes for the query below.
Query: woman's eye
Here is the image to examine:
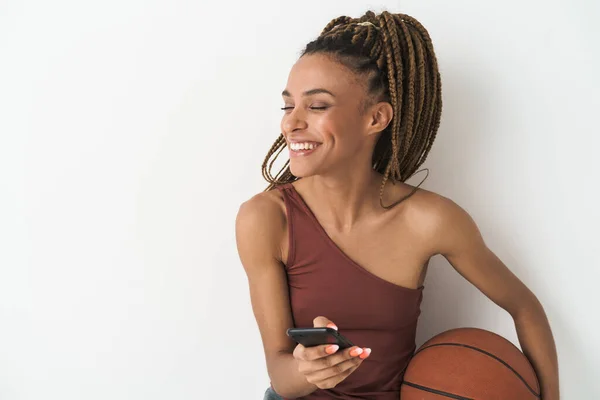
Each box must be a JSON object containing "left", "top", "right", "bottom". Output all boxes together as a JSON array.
[{"left": 280, "top": 105, "right": 329, "bottom": 112}]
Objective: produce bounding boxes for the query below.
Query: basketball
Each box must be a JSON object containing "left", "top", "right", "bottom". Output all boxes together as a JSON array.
[{"left": 400, "top": 328, "right": 541, "bottom": 399}]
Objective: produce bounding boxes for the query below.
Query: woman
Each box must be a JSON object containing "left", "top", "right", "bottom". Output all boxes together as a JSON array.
[{"left": 235, "top": 10, "right": 559, "bottom": 400}]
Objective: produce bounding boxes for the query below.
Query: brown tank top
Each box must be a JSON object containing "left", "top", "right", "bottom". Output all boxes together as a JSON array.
[{"left": 276, "top": 182, "right": 424, "bottom": 400}]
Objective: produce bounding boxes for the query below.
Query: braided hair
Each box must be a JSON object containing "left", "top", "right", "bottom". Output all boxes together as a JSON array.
[{"left": 262, "top": 10, "right": 442, "bottom": 209}]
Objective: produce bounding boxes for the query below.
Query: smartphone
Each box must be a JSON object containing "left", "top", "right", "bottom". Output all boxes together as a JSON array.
[{"left": 286, "top": 327, "right": 355, "bottom": 349}]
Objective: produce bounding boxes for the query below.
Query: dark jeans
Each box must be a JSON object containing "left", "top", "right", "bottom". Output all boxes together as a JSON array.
[{"left": 263, "top": 387, "right": 284, "bottom": 400}]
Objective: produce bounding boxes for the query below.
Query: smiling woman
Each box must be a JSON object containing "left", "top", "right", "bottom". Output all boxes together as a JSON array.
[
  {"left": 236, "top": 9, "right": 559, "bottom": 400},
  {"left": 263, "top": 11, "right": 442, "bottom": 208}
]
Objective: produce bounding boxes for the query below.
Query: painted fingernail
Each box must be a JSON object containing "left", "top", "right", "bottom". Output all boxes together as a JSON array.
[
  {"left": 326, "top": 345, "right": 339, "bottom": 354},
  {"left": 326, "top": 323, "right": 338, "bottom": 330},
  {"left": 350, "top": 347, "right": 363, "bottom": 357},
  {"left": 359, "top": 348, "right": 372, "bottom": 359}
]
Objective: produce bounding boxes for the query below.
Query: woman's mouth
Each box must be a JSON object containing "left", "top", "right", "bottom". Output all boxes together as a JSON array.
[{"left": 288, "top": 142, "right": 321, "bottom": 157}]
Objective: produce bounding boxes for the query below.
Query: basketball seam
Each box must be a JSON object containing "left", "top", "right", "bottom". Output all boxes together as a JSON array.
[
  {"left": 412, "top": 342, "right": 541, "bottom": 398},
  {"left": 402, "top": 381, "right": 474, "bottom": 399}
]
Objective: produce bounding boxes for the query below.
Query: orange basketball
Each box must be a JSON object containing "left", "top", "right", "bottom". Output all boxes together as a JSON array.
[{"left": 400, "top": 328, "right": 540, "bottom": 399}]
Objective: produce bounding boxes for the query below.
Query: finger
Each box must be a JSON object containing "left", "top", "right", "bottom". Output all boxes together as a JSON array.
[
  {"left": 295, "top": 342, "right": 345, "bottom": 362},
  {"left": 302, "top": 343, "right": 341, "bottom": 361},
  {"left": 358, "top": 347, "right": 372, "bottom": 360},
  {"left": 315, "top": 353, "right": 363, "bottom": 379},
  {"left": 292, "top": 343, "right": 307, "bottom": 361},
  {"left": 301, "top": 345, "right": 366, "bottom": 373},
  {"left": 310, "top": 360, "right": 362, "bottom": 389},
  {"left": 298, "top": 346, "right": 348, "bottom": 374},
  {"left": 313, "top": 316, "right": 338, "bottom": 330}
]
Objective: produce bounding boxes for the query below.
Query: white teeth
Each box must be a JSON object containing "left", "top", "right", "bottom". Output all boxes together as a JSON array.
[{"left": 290, "top": 142, "right": 318, "bottom": 151}]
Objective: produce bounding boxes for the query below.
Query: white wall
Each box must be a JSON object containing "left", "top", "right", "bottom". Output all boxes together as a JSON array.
[{"left": 0, "top": 0, "right": 598, "bottom": 399}]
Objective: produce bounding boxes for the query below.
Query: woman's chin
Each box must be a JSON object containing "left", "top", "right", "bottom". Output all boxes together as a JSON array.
[{"left": 289, "top": 165, "right": 317, "bottom": 179}]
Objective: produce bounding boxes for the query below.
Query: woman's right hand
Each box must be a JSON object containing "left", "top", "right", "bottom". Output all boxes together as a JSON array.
[{"left": 292, "top": 316, "right": 371, "bottom": 390}]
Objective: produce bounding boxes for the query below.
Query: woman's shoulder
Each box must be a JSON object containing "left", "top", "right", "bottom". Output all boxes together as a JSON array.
[
  {"left": 386, "top": 179, "right": 445, "bottom": 210},
  {"left": 390, "top": 181, "right": 466, "bottom": 234},
  {"left": 237, "top": 186, "right": 287, "bottom": 229},
  {"left": 235, "top": 186, "right": 289, "bottom": 261}
]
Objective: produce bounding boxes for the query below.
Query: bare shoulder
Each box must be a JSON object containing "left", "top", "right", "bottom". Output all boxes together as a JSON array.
[
  {"left": 391, "top": 183, "right": 447, "bottom": 225},
  {"left": 397, "top": 184, "right": 477, "bottom": 255},
  {"left": 408, "top": 186, "right": 469, "bottom": 222},
  {"left": 235, "top": 187, "right": 288, "bottom": 265},
  {"left": 237, "top": 188, "right": 286, "bottom": 222}
]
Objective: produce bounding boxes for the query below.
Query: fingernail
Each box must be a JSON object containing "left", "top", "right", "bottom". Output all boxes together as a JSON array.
[
  {"left": 350, "top": 347, "right": 363, "bottom": 357},
  {"left": 359, "top": 348, "right": 371, "bottom": 359},
  {"left": 326, "top": 323, "right": 338, "bottom": 330},
  {"left": 326, "top": 345, "right": 339, "bottom": 354}
]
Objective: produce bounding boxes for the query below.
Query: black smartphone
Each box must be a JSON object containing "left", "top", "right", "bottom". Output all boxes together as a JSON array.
[{"left": 286, "top": 327, "right": 355, "bottom": 349}]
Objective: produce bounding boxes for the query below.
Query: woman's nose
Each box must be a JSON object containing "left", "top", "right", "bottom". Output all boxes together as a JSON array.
[{"left": 282, "top": 108, "right": 308, "bottom": 133}]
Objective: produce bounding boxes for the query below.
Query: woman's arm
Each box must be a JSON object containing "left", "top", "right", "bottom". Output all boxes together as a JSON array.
[
  {"left": 235, "top": 194, "right": 318, "bottom": 398},
  {"left": 431, "top": 196, "right": 559, "bottom": 400}
]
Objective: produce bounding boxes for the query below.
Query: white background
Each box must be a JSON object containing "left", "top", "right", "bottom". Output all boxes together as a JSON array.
[{"left": 1, "top": 0, "right": 598, "bottom": 398}]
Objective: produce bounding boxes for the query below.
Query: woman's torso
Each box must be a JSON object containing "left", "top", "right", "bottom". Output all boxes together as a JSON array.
[
  {"left": 272, "top": 179, "right": 434, "bottom": 290},
  {"left": 267, "top": 179, "right": 440, "bottom": 399}
]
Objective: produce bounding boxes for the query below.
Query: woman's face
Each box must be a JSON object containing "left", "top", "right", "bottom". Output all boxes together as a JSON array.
[{"left": 280, "top": 53, "right": 378, "bottom": 178}]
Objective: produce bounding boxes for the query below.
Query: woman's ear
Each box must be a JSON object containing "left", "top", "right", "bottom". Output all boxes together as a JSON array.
[{"left": 366, "top": 101, "right": 393, "bottom": 136}]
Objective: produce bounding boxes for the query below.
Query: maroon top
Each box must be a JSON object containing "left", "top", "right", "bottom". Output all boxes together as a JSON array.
[{"left": 274, "top": 182, "right": 424, "bottom": 400}]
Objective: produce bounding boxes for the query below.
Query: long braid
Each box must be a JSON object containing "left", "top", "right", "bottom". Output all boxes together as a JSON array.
[
  {"left": 379, "top": 13, "right": 402, "bottom": 188},
  {"left": 262, "top": 134, "right": 289, "bottom": 190},
  {"left": 396, "top": 15, "right": 417, "bottom": 162},
  {"left": 399, "top": 25, "right": 425, "bottom": 173},
  {"left": 261, "top": 10, "right": 442, "bottom": 208}
]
